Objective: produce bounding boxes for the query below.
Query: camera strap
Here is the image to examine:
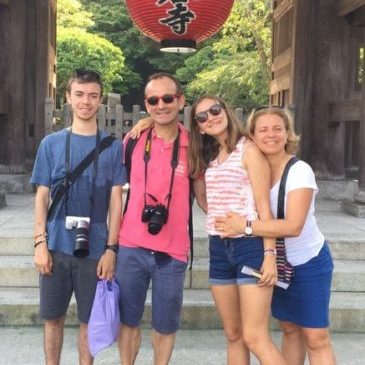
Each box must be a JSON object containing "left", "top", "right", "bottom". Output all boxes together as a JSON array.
[
  {"left": 47, "top": 131, "right": 115, "bottom": 221},
  {"left": 143, "top": 127, "right": 180, "bottom": 217},
  {"left": 123, "top": 127, "right": 194, "bottom": 269},
  {"left": 64, "top": 128, "right": 101, "bottom": 218}
]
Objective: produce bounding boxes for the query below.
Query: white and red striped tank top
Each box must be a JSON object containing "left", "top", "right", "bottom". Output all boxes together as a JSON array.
[{"left": 205, "top": 137, "right": 258, "bottom": 236}]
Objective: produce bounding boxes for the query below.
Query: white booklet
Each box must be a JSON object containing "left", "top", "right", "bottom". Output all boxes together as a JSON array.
[{"left": 241, "top": 265, "right": 289, "bottom": 290}]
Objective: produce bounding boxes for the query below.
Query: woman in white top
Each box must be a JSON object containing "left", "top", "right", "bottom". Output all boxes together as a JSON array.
[
  {"left": 189, "top": 96, "right": 286, "bottom": 365},
  {"left": 216, "top": 106, "right": 336, "bottom": 365}
]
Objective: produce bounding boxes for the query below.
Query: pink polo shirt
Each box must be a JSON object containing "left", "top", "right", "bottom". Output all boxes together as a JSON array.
[{"left": 119, "top": 124, "right": 190, "bottom": 262}]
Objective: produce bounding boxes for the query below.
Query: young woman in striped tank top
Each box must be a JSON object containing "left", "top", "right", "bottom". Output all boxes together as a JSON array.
[
  {"left": 189, "top": 95, "right": 286, "bottom": 365},
  {"left": 215, "top": 107, "right": 336, "bottom": 365}
]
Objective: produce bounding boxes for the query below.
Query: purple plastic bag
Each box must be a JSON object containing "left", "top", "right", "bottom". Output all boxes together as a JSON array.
[{"left": 88, "top": 279, "right": 120, "bottom": 357}]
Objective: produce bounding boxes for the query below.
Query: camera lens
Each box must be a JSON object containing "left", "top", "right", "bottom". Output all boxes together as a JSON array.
[
  {"left": 73, "top": 220, "right": 89, "bottom": 258},
  {"left": 141, "top": 205, "right": 155, "bottom": 222},
  {"left": 148, "top": 205, "right": 168, "bottom": 235}
]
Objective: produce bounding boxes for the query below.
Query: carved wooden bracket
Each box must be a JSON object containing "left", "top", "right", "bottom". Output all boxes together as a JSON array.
[{"left": 336, "top": 0, "right": 365, "bottom": 17}]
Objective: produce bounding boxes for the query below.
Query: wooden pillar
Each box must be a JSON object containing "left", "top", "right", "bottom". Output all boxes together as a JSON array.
[
  {"left": 357, "top": 55, "right": 365, "bottom": 195},
  {"left": 290, "top": 0, "right": 316, "bottom": 160},
  {"left": 183, "top": 106, "right": 191, "bottom": 129},
  {"left": 34, "top": 0, "right": 51, "bottom": 153},
  {"left": 24, "top": 0, "right": 37, "bottom": 166},
  {"left": 342, "top": 46, "right": 365, "bottom": 215},
  {"left": 132, "top": 105, "right": 141, "bottom": 125},
  {"left": 7, "top": 0, "right": 26, "bottom": 171},
  {"left": 0, "top": 2, "right": 9, "bottom": 166}
]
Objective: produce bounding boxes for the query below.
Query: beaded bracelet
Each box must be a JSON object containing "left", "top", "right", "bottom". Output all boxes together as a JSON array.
[
  {"left": 264, "top": 248, "right": 277, "bottom": 256},
  {"left": 34, "top": 239, "right": 46, "bottom": 248}
]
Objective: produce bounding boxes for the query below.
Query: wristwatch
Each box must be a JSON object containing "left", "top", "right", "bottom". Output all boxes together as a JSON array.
[
  {"left": 244, "top": 220, "right": 253, "bottom": 236},
  {"left": 105, "top": 244, "right": 119, "bottom": 254}
]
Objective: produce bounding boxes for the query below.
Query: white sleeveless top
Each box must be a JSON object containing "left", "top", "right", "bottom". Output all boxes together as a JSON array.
[
  {"left": 270, "top": 160, "right": 325, "bottom": 266},
  {"left": 205, "top": 137, "right": 258, "bottom": 236}
]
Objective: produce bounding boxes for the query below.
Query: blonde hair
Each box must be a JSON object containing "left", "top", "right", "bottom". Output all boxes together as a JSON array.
[
  {"left": 246, "top": 106, "right": 300, "bottom": 154},
  {"left": 188, "top": 95, "right": 247, "bottom": 178}
]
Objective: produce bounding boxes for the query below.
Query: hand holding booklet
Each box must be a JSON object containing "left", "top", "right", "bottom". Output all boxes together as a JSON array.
[{"left": 241, "top": 265, "right": 289, "bottom": 289}]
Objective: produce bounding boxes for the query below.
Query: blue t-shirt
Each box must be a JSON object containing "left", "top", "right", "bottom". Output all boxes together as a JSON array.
[{"left": 31, "top": 128, "right": 126, "bottom": 259}]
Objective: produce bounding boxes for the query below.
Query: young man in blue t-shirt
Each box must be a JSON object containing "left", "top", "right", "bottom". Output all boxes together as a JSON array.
[{"left": 31, "top": 69, "right": 125, "bottom": 365}]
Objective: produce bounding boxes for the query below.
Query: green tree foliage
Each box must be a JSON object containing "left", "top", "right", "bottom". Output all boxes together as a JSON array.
[
  {"left": 186, "top": 52, "right": 268, "bottom": 110},
  {"left": 57, "top": 0, "right": 94, "bottom": 29},
  {"left": 56, "top": 0, "right": 128, "bottom": 105},
  {"left": 176, "top": 0, "right": 272, "bottom": 110},
  {"left": 57, "top": 28, "right": 127, "bottom": 104}
]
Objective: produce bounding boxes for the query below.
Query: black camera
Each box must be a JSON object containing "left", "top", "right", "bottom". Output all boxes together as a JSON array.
[
  {"left": 65, "top": 216, "right": 90, "bottom": 258},
  {"left": 141, "top": 204, "right": 168, "bottom": 235}
]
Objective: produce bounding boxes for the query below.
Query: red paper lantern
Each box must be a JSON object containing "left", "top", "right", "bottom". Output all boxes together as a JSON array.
[{"left": 125, "top": 0, "right": 235, "bottom": 53}]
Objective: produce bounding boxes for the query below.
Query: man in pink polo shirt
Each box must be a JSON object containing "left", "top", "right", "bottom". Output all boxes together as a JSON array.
[{"left": 115, "top": 73, "right": 190, "bottom": 365}]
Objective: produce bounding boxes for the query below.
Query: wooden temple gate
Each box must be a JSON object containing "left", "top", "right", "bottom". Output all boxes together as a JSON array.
[
  {"left": 0, "top": 0, "right": 56, "bottom": 173},
  {"left": 1, "top": 0, "right": 365, "bottom": 213},
  {"left": 271, "top": 0, "right": 365, "bottom": 213}
]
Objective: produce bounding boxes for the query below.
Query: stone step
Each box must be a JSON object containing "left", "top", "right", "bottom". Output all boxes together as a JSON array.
[
  {"left": 0, "top": 191, "right": 5, "bottom": 209},
  {"left": 193, "top": 237, "right": 365, "bottom": 260},
  {"left": 0, "top": 175, "right": 33, "bottom": 194},
  {"left": 0, "top": 288, "right": 363, "bottom": 332},
  {"left": 1, "top": 256, "right": 364, "bottom": 293},
  {"left": 2, "top": 235, "right": 365, "bottom": 260},
  {"left": 187, "top": 258, "right": 365, "bottom": 291}
]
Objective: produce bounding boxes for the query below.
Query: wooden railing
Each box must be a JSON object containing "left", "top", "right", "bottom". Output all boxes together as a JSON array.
[{"left": 45, "top": 96, "right": 245, "bottom": 139}]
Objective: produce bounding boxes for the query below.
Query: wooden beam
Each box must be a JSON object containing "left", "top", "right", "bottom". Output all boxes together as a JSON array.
[
  {"left": 273, "top": 0, "right": 293, "bottom": 22},
  {"left": 328, "top": 95, "right": 361, "bottom": 123},
  {"left": 336, "top": 0, "right": 365, "bottom": 16},
  {"left": 359, "top": 55, "right": 365, "bottom": 189},
  {"left": 271, "top": 47, "right": 292, "bottom": 72},
  {"left": 270, "top": 73, "right": 291, "bottom": 95},
  {"left": 349, "top": 5, "right": 365, "bottom": 26}
]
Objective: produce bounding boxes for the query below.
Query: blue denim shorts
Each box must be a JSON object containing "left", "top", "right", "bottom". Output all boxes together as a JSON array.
[
  {"left": 209, "top": 235, "right": 264, "bottom": 285},
  {"left": 272, "top": 242, "right": 334, "bottom": 328},
  {"left": 115, "top": 246, "right": 187, "bottom": 334}
]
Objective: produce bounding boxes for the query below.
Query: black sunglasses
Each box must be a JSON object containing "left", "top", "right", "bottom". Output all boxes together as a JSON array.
[
  {"left": 75, "top": 68, "right": 101, "bottom": 80},
  {"left": 194, "top": 104, "right": 223, "bottom": 124},
  {"left": 145, "top": 94, "right": 180, "bottom": 106}
]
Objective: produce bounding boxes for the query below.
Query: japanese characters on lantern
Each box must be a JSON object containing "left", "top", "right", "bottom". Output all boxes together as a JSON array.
[
  {"left": 125, "top": 0, "right": 235, "bottom": 52},
  {"left": 157, "top": 0, "right": 196, "bottom": 35}
]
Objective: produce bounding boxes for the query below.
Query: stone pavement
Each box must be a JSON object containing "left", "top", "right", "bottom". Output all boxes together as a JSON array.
[
  {"left": 0, "top": 193, "right": 365, "bottom": 364},
  {"left": 0, "top": 328, "right": 364, "bottom": 365}
]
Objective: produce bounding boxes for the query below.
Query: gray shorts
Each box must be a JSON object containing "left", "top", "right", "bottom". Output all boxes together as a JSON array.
[{"left": 39, "top": 251, "right": 98, "bottom": 323}]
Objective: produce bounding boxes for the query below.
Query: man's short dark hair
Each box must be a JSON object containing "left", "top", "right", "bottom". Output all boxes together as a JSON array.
[
  {"left": 66, "top": 68, "right": 104, "bottom": 96},
  {"left": 145, "top": 72, "right": 183, "bottom": 96}
]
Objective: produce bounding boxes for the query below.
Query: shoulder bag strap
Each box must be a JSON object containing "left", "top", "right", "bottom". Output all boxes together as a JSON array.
[
  {"left": 47, "top": 135, "right": 116, "bottom": 220},
  {"left": 277, "top": 157, "right": 299, "bottom": 219}
]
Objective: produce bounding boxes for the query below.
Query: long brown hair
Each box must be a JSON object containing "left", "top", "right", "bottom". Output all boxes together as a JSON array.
[{"left": 188, "top": 95, "right": 247, "bottom": 178}]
